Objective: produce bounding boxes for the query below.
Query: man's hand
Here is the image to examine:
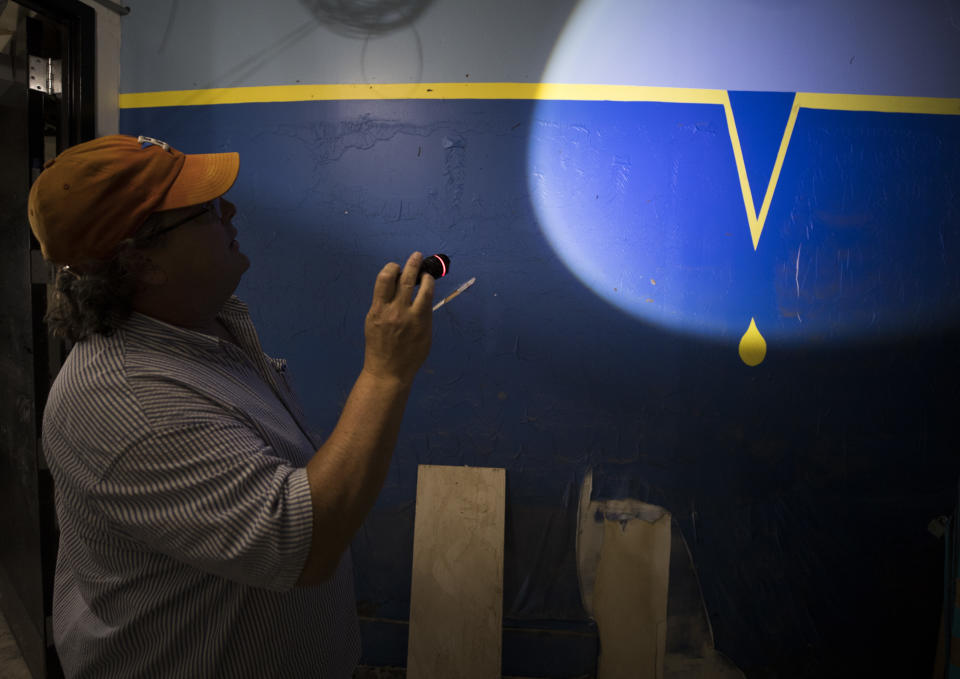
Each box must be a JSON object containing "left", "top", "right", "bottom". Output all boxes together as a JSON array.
[
  {"left": 362, "top": 252, "right": 434, "bottom": 386},
  {"left": 299, "top": 252, "right": 434, "bottom": 585}
]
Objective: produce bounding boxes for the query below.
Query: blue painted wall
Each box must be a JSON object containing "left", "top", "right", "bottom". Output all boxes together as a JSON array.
[{"left": 120, "top": 1, "right": 960, "bottom": 675}]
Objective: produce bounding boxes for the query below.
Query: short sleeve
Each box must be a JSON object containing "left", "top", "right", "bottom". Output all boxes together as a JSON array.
[{"left": 90, "top": 398, "right": 314, "bottom": 592}]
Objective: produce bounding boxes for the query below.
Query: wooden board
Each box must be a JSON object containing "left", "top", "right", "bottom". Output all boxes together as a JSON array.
[
  {"left": 406, "top": 464, "right": 506, "bottom": 679},
  {"left": 593, "top": 511, "right": 672, "bottom": 679}
]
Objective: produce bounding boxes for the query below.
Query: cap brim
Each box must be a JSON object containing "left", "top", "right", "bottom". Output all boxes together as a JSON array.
[{"left": 156, "top": 152, "right": 240, "bottom": 210}]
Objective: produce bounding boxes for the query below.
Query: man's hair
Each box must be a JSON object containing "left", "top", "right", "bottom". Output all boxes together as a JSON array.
[{"left": 45, "top": 215, "right": 170, "bottom": 343}]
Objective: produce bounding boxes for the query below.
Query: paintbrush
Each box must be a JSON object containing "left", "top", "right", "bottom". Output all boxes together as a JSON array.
[{"left": 432, "top": 277, "right": 476, "bottom": 312}]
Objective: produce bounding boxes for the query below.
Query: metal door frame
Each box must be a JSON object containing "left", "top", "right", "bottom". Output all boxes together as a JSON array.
[{"left": 0, "top": 1, "right": 94, "bottom": 677}]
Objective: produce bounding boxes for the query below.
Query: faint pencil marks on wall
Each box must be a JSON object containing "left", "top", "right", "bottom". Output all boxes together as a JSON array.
[
  {"left": 298, "top": 0, "right": 434, "bottom": 37},
  {"left": 209, "top": 22, "right": 319, "bottom": 89},
  {"left": 156, "top": 0, "right": 178, "bottom": 54},
  {"left": 948, "top": 0, "right": 960, "bottom": 31},
  {"left": 360, "top": 25, "right": 424, "bottom": 85}
]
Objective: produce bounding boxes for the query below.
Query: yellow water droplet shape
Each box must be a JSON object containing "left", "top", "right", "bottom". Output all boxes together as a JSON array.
[{"left": 738, "top": 318, "right": 767, "bottom": 366}]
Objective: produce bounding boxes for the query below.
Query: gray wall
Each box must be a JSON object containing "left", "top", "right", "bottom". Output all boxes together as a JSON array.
[{"left": 121, "top": 0, "right": 960, "bottom": 97}]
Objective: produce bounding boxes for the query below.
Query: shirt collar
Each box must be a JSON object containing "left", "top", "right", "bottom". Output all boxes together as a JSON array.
[{"left": 122, "top": 295, "right": 252, "bottom": 352}]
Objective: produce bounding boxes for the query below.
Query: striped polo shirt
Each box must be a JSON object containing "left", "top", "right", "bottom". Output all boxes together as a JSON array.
[{"left": 42, "top": 296, "right": 360, "bottom": 678}]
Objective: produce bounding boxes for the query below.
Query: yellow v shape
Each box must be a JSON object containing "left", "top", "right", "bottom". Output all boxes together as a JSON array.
[{"left": 722, "top": 92, "right": 801, "bottom": 251}]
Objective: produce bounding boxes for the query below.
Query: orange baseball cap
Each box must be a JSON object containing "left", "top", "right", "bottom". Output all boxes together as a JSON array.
[{"left": 27, "top": 134, "right": 239, "bottom": 267}]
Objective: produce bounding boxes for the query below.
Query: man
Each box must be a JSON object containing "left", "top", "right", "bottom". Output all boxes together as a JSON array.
[{"left": 27, "top": 134, "right": 434, "bottom": 677}]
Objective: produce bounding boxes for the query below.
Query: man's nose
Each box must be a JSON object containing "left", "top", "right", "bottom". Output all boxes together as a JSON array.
[{"left": 219, "top": 197, "right": 237, "bottom": 222}]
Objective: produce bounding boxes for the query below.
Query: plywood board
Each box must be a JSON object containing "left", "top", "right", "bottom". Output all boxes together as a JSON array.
[
  {"left": 406, "top": 464, "right": 506, "bottom": 679},
  {"left": 593, "top": 512, "right": 672, "bottom": 679}
]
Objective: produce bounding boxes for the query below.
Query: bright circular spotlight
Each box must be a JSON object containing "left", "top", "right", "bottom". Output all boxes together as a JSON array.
[
  {"left": 526, "top": 1, "right": 758, "bottom": 344},
  {"left": 527, "top": 0, "right": 960, "bottom": 355},
  {"left": 526, "top": 96, "right": 756, "bottom": 343}
]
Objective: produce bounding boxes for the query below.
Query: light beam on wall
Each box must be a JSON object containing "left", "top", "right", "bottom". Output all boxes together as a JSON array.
[{"left": 527, "top": 0, "right": 960, "bottom": 366}]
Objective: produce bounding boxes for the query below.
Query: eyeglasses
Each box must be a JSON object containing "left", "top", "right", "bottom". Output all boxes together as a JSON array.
[{"left": 152, "top": 198, "right": 225, "bottom": 238}]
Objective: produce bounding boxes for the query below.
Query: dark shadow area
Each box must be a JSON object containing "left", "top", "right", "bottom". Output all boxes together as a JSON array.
[{"left": 2, "top": 3, "right": 93, "bottom": 678}]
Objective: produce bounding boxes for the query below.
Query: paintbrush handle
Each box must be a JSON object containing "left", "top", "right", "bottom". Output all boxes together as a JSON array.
[{"left": 432, "top": 277, "right": 476, "bottom": 312}]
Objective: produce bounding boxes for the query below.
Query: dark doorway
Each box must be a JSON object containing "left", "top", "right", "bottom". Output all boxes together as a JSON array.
[{"left": 0, "top": 0, "right": 93, "bottom": 676}]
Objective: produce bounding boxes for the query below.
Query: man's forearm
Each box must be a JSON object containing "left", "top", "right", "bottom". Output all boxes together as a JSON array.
[
  {"left": 297, "top": 252, "right": 433, "bottom": 585},
  {"left": 298, "top": 369, "right": 412, "bottom": 584}
]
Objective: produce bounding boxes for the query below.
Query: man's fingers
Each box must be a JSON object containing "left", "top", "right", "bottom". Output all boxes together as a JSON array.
[
  {"left": 396, "top": 251, "right": 423, "bottom": 296},
  {"left": 411, "top": 269, "right": 435, "bottom": 313},
  {"left": 372, "top": 262, "right": 402, "bottom": 304}
]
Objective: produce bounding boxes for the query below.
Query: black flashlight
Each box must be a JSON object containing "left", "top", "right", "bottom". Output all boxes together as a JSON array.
[{"left": 417, "top": 253, "right": 450, "bottom": 284}]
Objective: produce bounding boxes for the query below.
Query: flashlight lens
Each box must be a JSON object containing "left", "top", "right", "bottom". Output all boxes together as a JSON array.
[{"left": 418, "top": 253, "right": 450, "bottom": 282}]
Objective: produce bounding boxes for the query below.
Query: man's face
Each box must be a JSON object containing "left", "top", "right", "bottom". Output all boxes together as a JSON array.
[{"left": 141, "top": 196, "right": 250, "bottom": 311}]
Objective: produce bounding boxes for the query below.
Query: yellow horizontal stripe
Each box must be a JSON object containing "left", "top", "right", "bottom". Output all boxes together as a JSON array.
[
  {"left": 118, "top": 82, "right": 730, "bottom": 109},
  {"left": 797, "top": 92, "right": 960, "bottom": 115},
  {"left": 119, "top": 82, "right": 960, "bottom": 113}
]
